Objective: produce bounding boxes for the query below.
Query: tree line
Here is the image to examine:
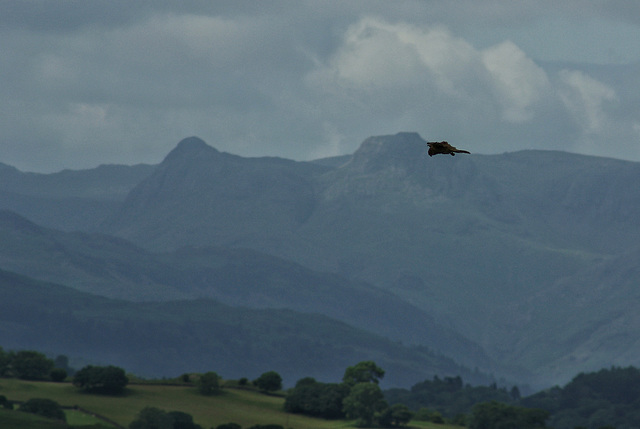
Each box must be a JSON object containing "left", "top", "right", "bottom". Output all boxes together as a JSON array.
[{"left": 3, "top": 345, "right": 639, "bottom": 428}]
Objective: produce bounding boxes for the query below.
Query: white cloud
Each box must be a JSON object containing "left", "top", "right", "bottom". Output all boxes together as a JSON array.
[
  {"left": 482, "top": 41, "right": 551, "bottom": 123},
  {"left": 558, "top": 69, "right": 618, "bottom": 134},
  {"left": 1, "top": 4, "right": 640, "bottom": 171}
]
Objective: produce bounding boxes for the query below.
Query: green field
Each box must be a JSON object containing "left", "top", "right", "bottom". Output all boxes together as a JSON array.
[{"left": 0, "top": 378, "right": 463, "bottom": 429}]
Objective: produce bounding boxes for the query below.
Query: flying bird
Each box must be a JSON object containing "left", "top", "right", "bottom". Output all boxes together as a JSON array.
[{"left": 427, "top": 141, "right": 471, "bottom": 157}]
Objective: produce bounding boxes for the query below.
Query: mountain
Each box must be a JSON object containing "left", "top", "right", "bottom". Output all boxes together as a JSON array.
[
  {"left": 0, "top": 161, "right": 154, "bottom": 231},
  {"left": 0, "top": 210, "right": 493, "bottom": 373},
  {"left": 101, "top": 136, "right": 325, "bottom": 248},
  {"left": 99, "top": 133, "right": 640, "bottom": 387},
  {"left": 0, "top": 268, "right": 488, "bottom": 387}
]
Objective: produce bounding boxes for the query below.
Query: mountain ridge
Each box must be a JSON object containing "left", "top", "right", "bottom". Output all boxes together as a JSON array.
[
  {"left": 0, "top": 267, "right": 489, "bottom": 386},
  {"left": 0, "top": 209, "right": 496, "bottom": 374},
  {"left": 2, "top": 132, "right": 640, "bottom": 387}
]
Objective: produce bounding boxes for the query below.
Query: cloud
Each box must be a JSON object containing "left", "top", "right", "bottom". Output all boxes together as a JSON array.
[
  {"left": 482, "top": 41, "right": 550, "bottom": 123},
  {"left": 558, "top": 69, "right": 617, "bottom": 134},
  {"left": 1, "top": 4, "right": 640, "bottom": 171},
  {"left": 308, "top": 16, "right": 640, "bottom": 158}
]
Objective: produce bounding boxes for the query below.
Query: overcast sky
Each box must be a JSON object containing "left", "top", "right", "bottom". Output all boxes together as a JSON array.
[{"left": 2, "top": 1, "right": 640, "bottom": 172}]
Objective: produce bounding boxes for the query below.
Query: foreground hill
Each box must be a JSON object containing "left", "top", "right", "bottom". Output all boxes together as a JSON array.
[
  {"left": 0, "top": 268, "right": 488, "bottom": 386},
  {"left": 99, "top": 133, "right": 640, "bottom": 387},
  {"left": 0, "top": 378, "right": 463, "bottom": 429}
]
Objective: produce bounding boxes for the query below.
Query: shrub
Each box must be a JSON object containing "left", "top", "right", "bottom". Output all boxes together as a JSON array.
[
  {"left": 253, "top": 371, "right": 282, "bottom": 393},
  {"left": 216, "top": 424, "right": 241, "bottom": 429},
  {"left": 73, "top": 365, "right": 129, "bottom": 394},
  {"left": 129, "top": 407, "right": 202, "bottom": 429},
  {"left": 284, "top": 379, "right": 349, "bottom": 419},
  {"left": 11, "top": 351, "right": 54, "bottom": 380},
  {"left": 0, "top": 395, "right": 14, "bottom": 410},
  {"left": 50, "top": 368, "right": 68, "bottom": 382},
  {"left": 247, "top": 425, "right": 284, "bottom": 429},
  {"left": 19, "top": 398, "right": 66, "bottom": 422},
  {"left": 197, "top": 371, "right": 221, "bottom": 395}
]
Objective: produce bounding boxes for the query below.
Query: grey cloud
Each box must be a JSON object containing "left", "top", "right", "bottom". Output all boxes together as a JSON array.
[{"left": 1, "top": 2, "right": 639, "bottom": 172}]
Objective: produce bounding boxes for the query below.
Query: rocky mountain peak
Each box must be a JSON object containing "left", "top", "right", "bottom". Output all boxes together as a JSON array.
[
  {"left": 162, "top": 136, "right": 219, "bottom": 164},
  {"left": 347, "top": 132, "right": 430, "bottom": 173}
]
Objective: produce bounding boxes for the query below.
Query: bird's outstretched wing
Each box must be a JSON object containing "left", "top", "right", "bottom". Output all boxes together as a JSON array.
[{"left": 427, "top": 141, "right": 470, "bottom": 157}]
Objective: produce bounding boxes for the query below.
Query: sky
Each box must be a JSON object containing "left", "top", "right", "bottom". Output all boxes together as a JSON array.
[{"left": 2, "top": 0, "right": 640, "bottom": 172}]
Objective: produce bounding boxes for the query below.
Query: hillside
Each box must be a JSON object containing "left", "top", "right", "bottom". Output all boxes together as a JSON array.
[
  {"left": 0, "top": 210, "right": 492, "bottom": 373},
  {"left": 97, "top": 133, "right": 640, "bottom": 387},
  {"left": 0, "top": 378, "right": 463, "bottom": 429},
  {"left": 0, "top": 269, "right": 487, "bottom": 386},
  {"left": 2, "top": 132, "right": 640, "bottom": 387},
  {"left": 0, "top": 162, "right": 154, "bottom": 231}
]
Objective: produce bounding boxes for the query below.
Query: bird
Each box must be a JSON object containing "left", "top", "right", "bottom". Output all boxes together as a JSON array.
[{"left": 427, "top": 141, "right": 471, "bottom": 157}]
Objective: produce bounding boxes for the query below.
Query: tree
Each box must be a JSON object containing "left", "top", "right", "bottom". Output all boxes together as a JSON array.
[
  {"left": 469, "top": 401, "right": 549, "bottom": 429},
  {"left": 378, "top": 404, "right": 413, "bottom": 427},
  {"left": 197, "top": 371, "right": 221, "bottom": 395},
  {"left": 0, "top": 395, "right": 14, "bottom": 410},
  {"left": 129, "top": 407, "right": 173, "bottom": 429},
  {"left": 129, "top": 407, "right": 202, "bottom": 429},
  {"left": 73, "top": 365, "right": 129, "bottom": 394},
  {"left": 254, "top": 371, "right": 282, "bottom": 393},
  {"left": 167, "top": 411, "right": 202, "bottom": 429},
  {"left": 0, "top": 347, "right": 10, "bottom": 377},
  {"left": 342, "top": 382, "right": 388, "bottom": 427},
  {"left": 216, "top": 424, "right": 241, "bottom": 429},
  {"left": 11, "top": 350, "right": 54, "bottom": 380},
  {"left": 19, "top": 398, "right": 66, "bottom": 422},
  {"left": 50, "top": 367, "right": 67, "bottom": 382},
  {"left": 343, "top": 361, "right": 385, "bottom": 386},
  {"left": 285, "top": 378, "right": 350, "bottom": 419},
  {"left": 54, "top": 355, "right": 74, "bottom": 375}
]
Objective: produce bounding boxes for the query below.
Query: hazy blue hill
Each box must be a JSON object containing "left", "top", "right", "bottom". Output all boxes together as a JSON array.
[
  {"left": 0, "top": 210, "right": 190, "bottom": 300},
  {"left": 0, "top": 162, "right": 154, "bottom": 231},
  {"left": 0, "top": 268, "right": 487, "bottom": 387},
  {"left": 97, "top": 133, "right": 640, "bottom": 387},
  {"left": 0, "top": 209, "right": 494, "bottom": 372}
]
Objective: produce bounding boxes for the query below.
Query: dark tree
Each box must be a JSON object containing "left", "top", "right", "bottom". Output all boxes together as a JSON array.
[
  {"left": 19, "top": 398, "right": 66, "bottom": 422},
  {"left": 54, "top": 355, "right": 74, "bottom": 375},
  {"left": 343, "top": 382, "right": 388, "bottom": 427},
  {"left": 378, "top": 403, "right": 413, "bottom": 427},
  {"left": 247, "top": 425, "right": 284, "bottom": 429},
  {"left": 197, "top": 371, "right": 221, "bottom": 395},
  {"left": 11, "top": 350, "right": 54, "bottom": 380},
  {"left": 167, "top": 411, "right": 202, "bottom": 429},
  {"left": 0, "top": 347, "right": 10, "bottom": 377},
  {"left": 285, "top": 379, "right": 350, "bottom": 419},
  {"left": 0, "top": 395, "right": 13, "bottom": 410},
  {"left": 216, "top": 424, "right": 241, "bottom": 429},
  {"left": 254, "top": 371, "right": 282, "bottom": 393},
  {"left": 129, "top": 407, "right": 201, "bottom": 429},
  {"left": 343, "top": 361, "right": 385, "bottom": 386},
  {"left": 469, "top": 401, "right": 549, "bottom": 429},
  {"left": 129, "top": 407, "right": 173, "bottom": 429},
  {"left": 50, "top": 368, "right": 67, "bottom": 382},
  {"left": 73, "top": 365, "right": 129, "bottom": 394}
]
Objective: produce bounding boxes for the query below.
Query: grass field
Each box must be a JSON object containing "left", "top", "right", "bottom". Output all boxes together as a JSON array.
[{"left": 0, "top": 378, "right": 463, "bottom": 429}]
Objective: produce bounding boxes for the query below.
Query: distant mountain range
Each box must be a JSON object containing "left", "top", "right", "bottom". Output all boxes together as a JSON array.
[{"left": 2, "top": 132, "right": 640, "bottom": 389}]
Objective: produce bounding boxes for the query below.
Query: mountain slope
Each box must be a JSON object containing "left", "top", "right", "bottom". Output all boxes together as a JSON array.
[
  {"left": 98, "top": 133, "right": 640, "bottom": 386},
  {"left": 0, "top": 162, "right": 154, "bottom": 231},
  {"left": 102, "top": 136, "right": 326, "bottom": 249},
  {"left": 0, "top": 268, "right": 488, "bottom": 387},
  {"left": 0, "top": 210, "right": 493, "bottom": 371}
]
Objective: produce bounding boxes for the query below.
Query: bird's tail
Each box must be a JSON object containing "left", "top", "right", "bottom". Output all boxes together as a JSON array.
[{"left": 454, "top": 150, "right": 471, "bottom": 154}]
